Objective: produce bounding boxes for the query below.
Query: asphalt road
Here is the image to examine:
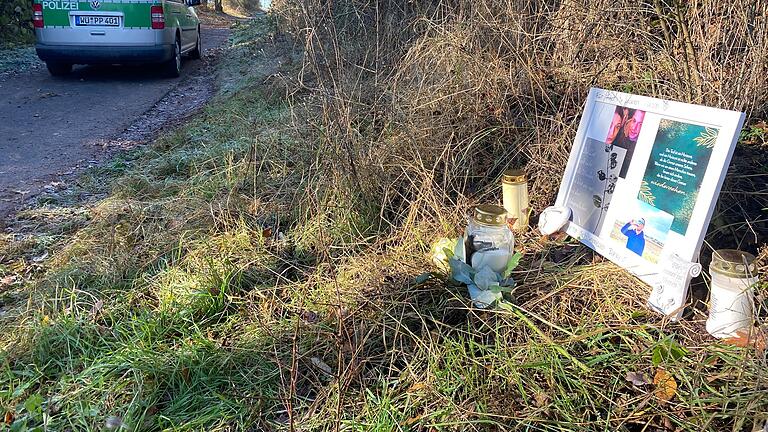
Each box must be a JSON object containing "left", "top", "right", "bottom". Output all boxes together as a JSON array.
[{"left": 0, "top": 26, "right": 229, "bottom": 219}]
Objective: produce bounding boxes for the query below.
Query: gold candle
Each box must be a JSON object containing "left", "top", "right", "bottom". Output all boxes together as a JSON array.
[{"left": 501, "top": 169, "right": 529, "bottom": 231}]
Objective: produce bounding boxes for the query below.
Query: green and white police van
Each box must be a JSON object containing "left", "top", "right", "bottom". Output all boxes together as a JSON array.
[{"left": 33, "top": 0, "right": 203, "bottom": 77}]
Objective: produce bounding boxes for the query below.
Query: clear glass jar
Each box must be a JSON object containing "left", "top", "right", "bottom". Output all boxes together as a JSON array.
[{"left": 465, "top": 205, "right": 515, "bottom": 273}]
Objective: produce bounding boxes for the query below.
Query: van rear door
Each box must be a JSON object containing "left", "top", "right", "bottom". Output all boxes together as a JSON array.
[{"left": 36, "top": 0, "right": 155, "bottom": 46}]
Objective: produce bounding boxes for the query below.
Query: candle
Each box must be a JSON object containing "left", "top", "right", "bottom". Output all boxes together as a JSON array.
[
  {"left": 502, "top": 169, "right": 529, "bottom": 231},
  {"left": 705, "top": 249, "right": 758, "bottom": 338}
]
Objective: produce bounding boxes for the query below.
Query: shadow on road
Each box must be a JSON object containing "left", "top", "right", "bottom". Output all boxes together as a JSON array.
[{"left": 55, "top": 63, "right": 182, "bottom": 82}]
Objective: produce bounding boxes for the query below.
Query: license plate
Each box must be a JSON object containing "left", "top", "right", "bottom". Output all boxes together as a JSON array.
[{"left": 75, "top": 15, "right": 120, "bottom": 26}]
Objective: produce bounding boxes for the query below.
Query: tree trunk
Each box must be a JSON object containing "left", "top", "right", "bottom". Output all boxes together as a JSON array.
[{"left": 214, "top": 0, "right": 223, "bottom": 12}]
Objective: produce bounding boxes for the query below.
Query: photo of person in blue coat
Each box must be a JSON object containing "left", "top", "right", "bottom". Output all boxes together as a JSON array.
[{"left": 621, "top": 218, "right": 646, "bottom": 256}]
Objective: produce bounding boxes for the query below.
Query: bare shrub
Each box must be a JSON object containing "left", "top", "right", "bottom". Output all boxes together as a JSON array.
[{"left": 275, "top": 0, "right": 768, "bottom": 247}]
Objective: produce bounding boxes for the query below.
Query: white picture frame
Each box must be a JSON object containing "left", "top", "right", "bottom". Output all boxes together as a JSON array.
[{"left": 554, "top": 88, "right": 745, "bottom": 320}]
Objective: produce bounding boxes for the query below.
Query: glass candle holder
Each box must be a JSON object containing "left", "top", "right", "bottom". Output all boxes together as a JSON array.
[
  {"left": 502, "top": 169, "right": 529, "bottom": 231},
  {"left": 705, "top": 249, "right": 758, "bottom": 338},
  {"left": 464, "top": 205, "right": 515, "bottom": 274}
]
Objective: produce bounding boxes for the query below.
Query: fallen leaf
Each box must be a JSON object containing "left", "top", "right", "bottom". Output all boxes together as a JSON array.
[
  {"left": 407, "top": 382, "right": 427, "bottom": 392},
  {"left": 724, "top": 330, "right": 751, "bottom": 347},
  {"left": 3, "top": 411, "right": 13, "bottom": 425},
  {"left": 0, "top": 275, "right": 15, "bottom": 287},
  {"left": 653, "top": 369, "right": 677, "bottom": 403},
  {"left": 181, "top": 367, "right": 191, "bottom": 384},
  {"left": 300, "top": 309, "right": 319, "bottom": 324},
  {"left": 625, "top": 371, "right": 651, "bottom": 386},
  {"left": 311, "top": 357, "right": 333, "bottom": 376},
  {"left": 402, "top": 414, "right": 424, "bottom": 426},
  {"left": 550, "top": 232, "right": 569, "bottom": 242},
  {"left": 705, "top": 372, "right": 731, "bottom": 383},
  {"left": 723, "top": 328, "right": 767, "bottom": 351},
  {"left": 534, "top": 392, "right": 550, "bottom": 407},
  {"left": 105, "top": 415, "right": 125, "bottom": 430},
  {"left": 663, "top": 415, "right": 674, "bottom": 430},
  {"left": 90, "top": 300, "right": 104, "bottom": 318}
]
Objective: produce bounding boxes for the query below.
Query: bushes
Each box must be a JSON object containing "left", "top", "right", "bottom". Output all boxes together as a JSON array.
[
  {"left": 275, "top": 0, "right": 768, "bottom": 246},
  {"left": 262, "top": 1, "right": 768, "bottom": 428},
  {"left": 0, "top": 0, "right": 33, "bottom": 46}
]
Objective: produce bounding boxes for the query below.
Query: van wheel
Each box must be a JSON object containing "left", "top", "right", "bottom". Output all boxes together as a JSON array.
[
  {"left": 163, "top": 37, "right": 182, "bottom": 78},
  {"left": 46, "top": 61, "right": 72, "bottom": 76},
  {"left": 189, "top": 28, "right": 202, "bottom": 60}
]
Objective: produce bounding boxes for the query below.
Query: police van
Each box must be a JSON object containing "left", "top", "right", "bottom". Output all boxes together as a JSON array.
[{"left": 33, "top": 0, "right": 203, "bottom": 77}]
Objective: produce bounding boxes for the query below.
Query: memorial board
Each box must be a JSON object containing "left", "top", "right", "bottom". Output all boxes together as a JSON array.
[{"left": 555, "top": 88, "right": 745, "bottom": 319}]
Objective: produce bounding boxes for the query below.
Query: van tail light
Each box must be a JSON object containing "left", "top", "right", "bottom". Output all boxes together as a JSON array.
[
  {"left": 150, "top": 5, "right": 165, "bottom": 29},
  {"left": 32, "top": 3, "right": 44, "bottom": 28}
]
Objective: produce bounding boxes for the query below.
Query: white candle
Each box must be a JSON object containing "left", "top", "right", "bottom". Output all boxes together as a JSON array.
[
  {"left": 705, "top": 250, "right": 758, "bottom": 339},
  {"left": 471, "top": 248, "right": 511, "bottom": 274}
]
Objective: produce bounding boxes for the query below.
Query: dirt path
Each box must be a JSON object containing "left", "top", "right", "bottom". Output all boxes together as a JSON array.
[{"left": 0, "top": 26, "right": 230, "bottom": 221}]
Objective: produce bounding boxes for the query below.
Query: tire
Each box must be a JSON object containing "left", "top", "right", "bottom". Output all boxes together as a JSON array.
[
  {"left": 162, "top": 36, "right": 182, "bottom": 78},
  {"left": 189, "top": 28, "right": 202, "bottom": 60},
  {"left": 46, "top": 61, "right": 72, "bottom": 76}
]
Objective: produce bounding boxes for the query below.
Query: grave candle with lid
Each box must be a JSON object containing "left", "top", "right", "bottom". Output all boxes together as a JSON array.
[
  {"left": 501, "top": 169, "right": 529, "bottom": 231},
  {"left": 465, "top": 205, "right": 515, "bottom": 274},
  {"left": 705, "top": 249, "right": 759, "bottom": 338}
]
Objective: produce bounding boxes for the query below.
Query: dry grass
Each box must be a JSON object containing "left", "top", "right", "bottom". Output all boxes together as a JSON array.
[
  {"left": 1, "top": 3, "right": 767, "bottom": 431},
  {"left": 269, "top": 0, "right": 768, "bottom": 429},
  {"left": 276, "top": 0, "right": 768, "bottom": 234}
]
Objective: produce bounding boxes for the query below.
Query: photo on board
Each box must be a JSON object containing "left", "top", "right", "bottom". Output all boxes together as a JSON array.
[
  {"left": 609, "top": 198, "right": 674, "bottom": 264},
  {"left": 605, "top": 106, "right": 646, "bottom": 178},
  {"left": 564, "top": 137, "right": 625, "bottom": 234}
]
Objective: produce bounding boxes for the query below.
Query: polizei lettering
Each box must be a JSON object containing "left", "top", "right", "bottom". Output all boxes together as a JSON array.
[{"left": 42, "top": 1, "right": 79, "bottom": 10}]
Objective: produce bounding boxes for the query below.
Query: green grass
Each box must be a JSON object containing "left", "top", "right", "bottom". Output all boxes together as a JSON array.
[
  {"left": 1, "top": 18, "right": 294, "bottom": 430},
  {"left": 1, "top": 14, "right": 767, "bottom": 432}
]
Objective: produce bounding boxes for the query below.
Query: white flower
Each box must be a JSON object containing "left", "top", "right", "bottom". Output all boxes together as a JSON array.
[
  {"left": 473, "top": 266, "right": 500, "bottom": 291},
  {"left": 430, "top": 237, "right": 456, "bottom": 272}
]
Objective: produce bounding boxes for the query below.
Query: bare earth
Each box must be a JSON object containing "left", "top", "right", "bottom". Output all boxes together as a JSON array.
[{"left": 0, "top": 26, "right": 230, "bottom": 222}]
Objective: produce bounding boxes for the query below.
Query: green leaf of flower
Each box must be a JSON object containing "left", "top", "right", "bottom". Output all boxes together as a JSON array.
[
  {"left": 503, "top": 252, "right": 522, "bottom": 279},
  {"left": 489, "top": 284, "right": 515, "bottom": 293},
  {"left": 411, "top": 272, "right": 431, "bottom": 286}
]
